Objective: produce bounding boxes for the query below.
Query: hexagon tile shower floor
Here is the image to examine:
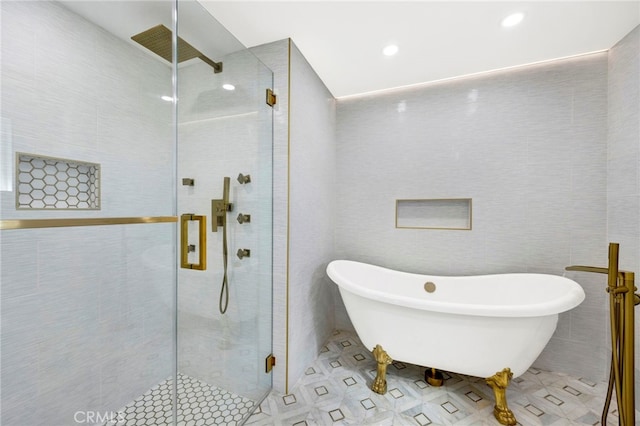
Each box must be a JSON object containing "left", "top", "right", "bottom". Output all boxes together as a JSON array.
[{"left": 105, "top": 374, "right": 254, "bottom": 425}]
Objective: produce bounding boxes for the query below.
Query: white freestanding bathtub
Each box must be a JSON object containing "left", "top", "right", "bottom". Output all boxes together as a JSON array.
[{"left": 326, "top": 260, "right": 585, "bottom": 425}]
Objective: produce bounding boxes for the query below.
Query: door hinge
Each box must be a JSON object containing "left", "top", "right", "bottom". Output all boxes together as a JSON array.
[
  {"left": 266, "top": 88, "right": 277, "bottom": 107},
  {"left": 265, "top": 354, "right": 276, "bottom": 373}
]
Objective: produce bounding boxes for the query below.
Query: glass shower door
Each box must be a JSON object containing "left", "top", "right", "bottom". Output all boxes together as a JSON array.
[
  {"left": 176, "top": 1, "right": 273, "bottom": 423},
  {"left": 2, "top": 0, "right": 272, "bottom": 424},
  {"left": 1, "top": 1, "right": 177, "bottom": 425}
]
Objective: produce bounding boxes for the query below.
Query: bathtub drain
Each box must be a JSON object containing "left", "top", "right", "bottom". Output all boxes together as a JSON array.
[{"left": 424, "top": 282, "right": 436, "bottom": 293}]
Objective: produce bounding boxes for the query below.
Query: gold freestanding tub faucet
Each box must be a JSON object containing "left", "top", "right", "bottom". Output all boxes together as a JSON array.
[{"left": 566, "top": 242, "right": 637, "bottom": 425}]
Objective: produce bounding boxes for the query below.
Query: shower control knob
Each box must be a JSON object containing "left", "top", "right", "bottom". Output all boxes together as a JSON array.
[
  {"left": 237, "top": 248, "right": 250, "bottom": 259},
  {"left": 237, "top": 173, "right": 251, "bottom": 184},
  {"left": 237, "top": 213, "right": 251, "bottom": 224}
]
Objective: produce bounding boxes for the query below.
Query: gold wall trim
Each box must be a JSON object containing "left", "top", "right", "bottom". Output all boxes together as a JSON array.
[
  {"left": 0, "top": 216, "right": 178, "bottom": 230},
  {"left": 285, "top": 37, "right": 292, "bottom": 394}
]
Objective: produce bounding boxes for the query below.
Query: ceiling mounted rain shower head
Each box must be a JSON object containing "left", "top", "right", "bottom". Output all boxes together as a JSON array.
[{"left": 131, "top": 24, "right": 222, "bottom": 73}]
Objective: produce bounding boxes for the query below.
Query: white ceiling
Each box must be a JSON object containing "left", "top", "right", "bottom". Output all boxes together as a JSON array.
[{"left": 201, "top": 1, "right": 640, "bottom": 98}]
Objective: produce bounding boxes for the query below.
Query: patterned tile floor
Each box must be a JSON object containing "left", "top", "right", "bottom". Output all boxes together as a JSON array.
[
  {"left": 105, "top": 374, "right": 257, "bottom": 425},
  {"left": 245, "top": 330, "right": 634, "bottom": 426}
]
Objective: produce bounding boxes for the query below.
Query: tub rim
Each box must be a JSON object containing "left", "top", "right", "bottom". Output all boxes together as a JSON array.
[{"left": 327, "top": 259, "right": 585, "bottom": 318}]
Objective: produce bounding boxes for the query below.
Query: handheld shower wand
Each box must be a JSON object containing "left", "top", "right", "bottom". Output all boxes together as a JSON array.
[{"left": 212, "top": 177, "right": 231, "bottom": 314}]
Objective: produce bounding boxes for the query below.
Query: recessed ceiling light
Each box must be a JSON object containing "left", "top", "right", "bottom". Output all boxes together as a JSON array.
[
  {"left": 222, "top": 83, "right": 235, "bottom": 91},
  {"left": 383, "top": 44, "right": 399, "bottom": 56},
  {"left": 501, "top": 12, "right": 524, "bottom": 28}
]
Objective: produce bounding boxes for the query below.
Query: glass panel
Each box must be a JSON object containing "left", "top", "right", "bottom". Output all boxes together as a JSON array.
[
  {"left": 176, "top": 0, "right": 273, "bottom": 423},
  {"left": 2, "top": 0, "right": 273, "bottom": 424},
  {"left": 1, "top": 1, "right": 176, "bottom": 424}
]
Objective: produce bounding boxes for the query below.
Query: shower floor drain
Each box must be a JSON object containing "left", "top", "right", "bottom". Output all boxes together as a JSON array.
[{"left": 105, "top": 373, "right": 255, "bottom": 425}]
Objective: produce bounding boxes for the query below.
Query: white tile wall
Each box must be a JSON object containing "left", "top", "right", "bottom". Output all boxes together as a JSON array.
[
  {"left": 335, "top": 52, "right": 610, "bottom": 381},
  {"left": 1, "top": 225, "right": 175, "bottom": 426},
  {"left": 1, "top": 1, "right": 174, "bottom": 219},
  {"left": 287, "top": 41, "right": 337, "bottom": 389}
]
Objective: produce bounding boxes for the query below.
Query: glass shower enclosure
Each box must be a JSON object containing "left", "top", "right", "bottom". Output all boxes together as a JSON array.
[{"left": 0, "top": 0, "right": 273, "bottom": 424}]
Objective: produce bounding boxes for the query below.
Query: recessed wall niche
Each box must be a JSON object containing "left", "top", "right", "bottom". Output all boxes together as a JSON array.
[
  {"left": 16, "top": 153, "right": 100, "bottom": 210},
  {"left": 396, "top": 198, "right": 472, "bottom": 230}
]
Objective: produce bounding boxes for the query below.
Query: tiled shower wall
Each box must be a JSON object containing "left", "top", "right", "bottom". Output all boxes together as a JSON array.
[
  {"left": 335, "top": 52, "right": 610, "bottom": 382},
  {"left": 1, "top": 2, "right": 174, "bottom": 425},
  {"left": 288, "top": 41, "right": 337, "bottom": 391},
  {"left": 607, "top": 25, "right": 640, "bottom": 406},
  {"left": 1, "top": 1, "right": 174, "bottom": 219}
]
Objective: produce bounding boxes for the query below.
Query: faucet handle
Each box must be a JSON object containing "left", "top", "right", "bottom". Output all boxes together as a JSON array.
[
  {"left": 237, "top": 213, "right": 251, "bottom": 224},
  {"left": 237, "top": 173, "right": 251, "bottom": 184},
  {"left": 237, "top": 248, "right": 250, "bottom": 259}
]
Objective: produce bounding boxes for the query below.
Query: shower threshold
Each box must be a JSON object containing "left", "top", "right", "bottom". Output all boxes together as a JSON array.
[{"left": 104, "top": 373, "right": 255, "bottom": 426}]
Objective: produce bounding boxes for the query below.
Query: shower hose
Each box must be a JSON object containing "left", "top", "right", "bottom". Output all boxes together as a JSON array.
[{"left": 219, "top": 211, "right": 229, "bottom": 314}]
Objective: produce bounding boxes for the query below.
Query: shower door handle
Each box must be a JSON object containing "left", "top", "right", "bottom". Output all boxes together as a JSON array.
[{"left": 180, "top": 213, "right": 207, "bottom": 270}]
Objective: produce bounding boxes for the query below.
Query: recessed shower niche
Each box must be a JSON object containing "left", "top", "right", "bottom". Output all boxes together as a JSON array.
[
  {"left": 16, "top": 153, "right": 100, "bottom": 210},
  {"left": 396, "top": 198, "right": 472, "bottom": 230}
]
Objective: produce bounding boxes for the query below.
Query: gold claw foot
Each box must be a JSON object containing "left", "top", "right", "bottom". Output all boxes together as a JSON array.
[
  {"left": 486, "top": 368, "right": 517, "bottom": 426},
  {"left": 371, "top": 344, "right": 392, "bottom": 394}
]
